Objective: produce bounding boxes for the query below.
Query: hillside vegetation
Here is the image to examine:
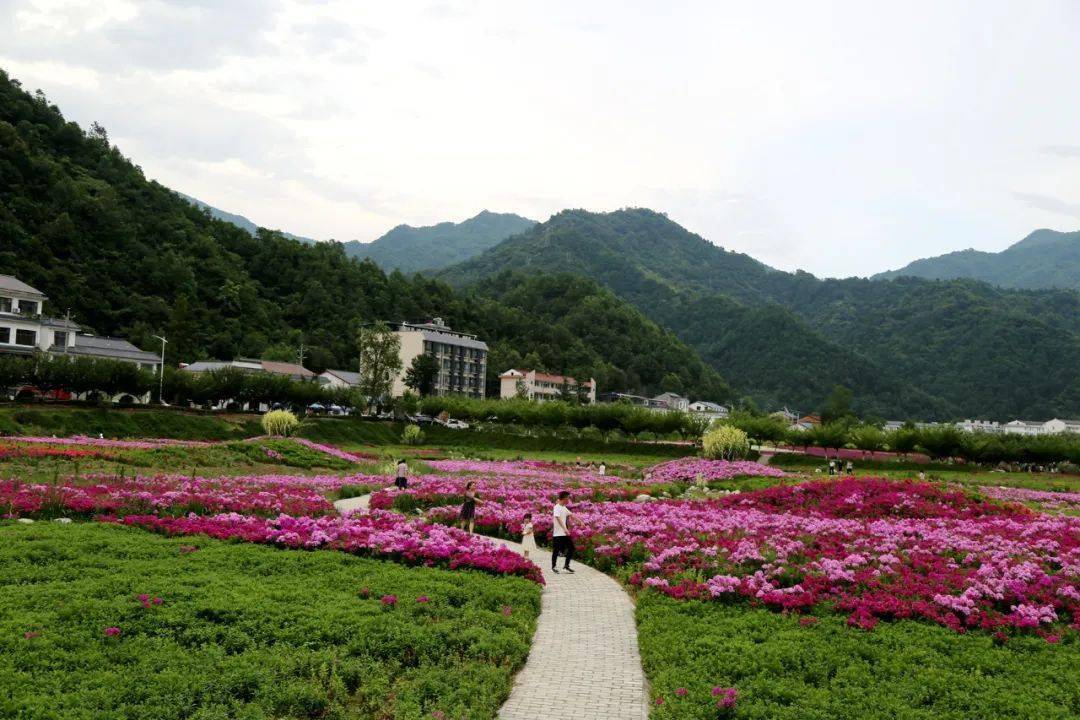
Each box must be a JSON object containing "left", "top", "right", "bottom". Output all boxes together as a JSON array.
[
  {"left": 874, "top": 228, "right": 1080, "bottom": 290},
  {"left": 443, "top": 209, "right": 1080, "bottom": 419},
  {"left": 341, "top": 210, "right": 536, "bottom": 273},
  {"left": 0, "top": 70, "right": 725, "bottom": 401}
]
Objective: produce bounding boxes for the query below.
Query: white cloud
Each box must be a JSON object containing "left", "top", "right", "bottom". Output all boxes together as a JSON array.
[{"left": 2, "top": 0, "right": 1080, "bottom": 275}]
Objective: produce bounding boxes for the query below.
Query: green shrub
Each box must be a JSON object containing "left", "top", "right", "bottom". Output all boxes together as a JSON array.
[
  {"left": 702, "top": 425, "right": 750, "bottom": 459},
  {"left": 261, "top": 409, "right": 299, "bottom": 437},
  {"left": 637, "top": 594, "right": 1079, "bottom": 720},
  {"left": 402, "top": 424, "right": 425, "bottom": 445},
  {"left": 0, "top": 522, "right": 539, "bottom": 720}
]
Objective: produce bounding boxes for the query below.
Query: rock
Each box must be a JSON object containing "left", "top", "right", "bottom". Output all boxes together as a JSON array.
[
  {"left": 54, "top": 518, "right": 73, "bottom": 524},
  {"left": 634, "top": 494, "right": 654, "bottom": 503},
  {"left": 16, "top": 518, "right": 34, "bottom": 524}
]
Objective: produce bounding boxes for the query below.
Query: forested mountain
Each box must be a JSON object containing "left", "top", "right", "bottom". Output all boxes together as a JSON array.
[
  {"left": 342, "top": 211, "right": 536, "bottom": 273},
  {"left": 175, "top": 192, "right": 316, "bottom": 245},
  {"left": 0, "top": 70, "right": 724, "bottom": 400},
  {"left": 443, "top": 209, "right": 1080, "bottom": 419},
  {"left": 873, "top": 229, "right": 1080, "bottom": 290}
]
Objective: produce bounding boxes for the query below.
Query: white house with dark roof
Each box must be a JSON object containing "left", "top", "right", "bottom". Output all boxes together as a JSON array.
[
  {"left": 181, "top": 358, "right": 314, "bottom": 381},
  {"left": 0, "top": 275, "right": 161, "bottom": 386},
  {"left": 319, "top": 369, "right": 360, "bottom": 389}
]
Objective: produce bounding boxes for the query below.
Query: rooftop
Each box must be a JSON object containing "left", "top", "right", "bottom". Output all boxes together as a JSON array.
[
  {"left": 50, "top": 335, "right": 159, "bottom": 363},
  {"left": 0, "top": 275, "right": 46, "bottom": 297},
  {"left": 322, "top": 369, "right": 361, "bottom": 385}
]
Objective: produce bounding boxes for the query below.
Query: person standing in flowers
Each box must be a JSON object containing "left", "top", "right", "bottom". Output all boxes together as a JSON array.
[
  {"left": 551, "top": 490, "right": 575, "bottom": 574},
  {"left": 520, "top": 512, "right": 537, "bottom": 559},
  {"left": 458, "top": 480, "right": 483, "bottom": 533},
  {"left": 395, "top": 458, "right": 409, "bottom": 489}
]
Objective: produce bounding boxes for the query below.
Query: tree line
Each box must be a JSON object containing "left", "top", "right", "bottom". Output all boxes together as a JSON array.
[{"left": 721, "top": 413, "right": 1080, "bottom": 465}]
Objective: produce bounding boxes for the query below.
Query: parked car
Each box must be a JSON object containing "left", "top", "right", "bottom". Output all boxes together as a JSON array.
[
  {"left": 444, "top": 419, "right": 469, "bottom": 430},
  {"left": 408, "top": 414, "right": 436, "bottom": 425}
]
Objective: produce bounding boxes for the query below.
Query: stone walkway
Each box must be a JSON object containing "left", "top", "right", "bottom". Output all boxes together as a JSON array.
[{"left": 333, "top": 493, "right": 649, "bottom": 720}]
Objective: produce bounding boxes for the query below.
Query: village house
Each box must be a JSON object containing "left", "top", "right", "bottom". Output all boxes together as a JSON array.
[
  {"left": 0, "top": 275, "right": 161, "bottom": 402},
  {"left": 318, "top": 369, "right": 360, "bottom": 389},
  {"left": 181, "top": 358, "right": 315, "bottom": 381},
  {"left": 499, "top": 368, "right": 597, "bottom": 404}
]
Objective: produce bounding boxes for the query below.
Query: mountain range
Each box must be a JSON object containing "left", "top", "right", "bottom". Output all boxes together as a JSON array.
[
  {"left": 1, "top": 68, "right": 1076, "bottom": 419},
  {"left": 873, "top": 229, "right": 1080, "bottom": 290},
  {"left": 340, "top": 211, "right": 536, "bottom": 273},
  {"left": 176, "top": 192, "right": 317, "bottom": 246}
]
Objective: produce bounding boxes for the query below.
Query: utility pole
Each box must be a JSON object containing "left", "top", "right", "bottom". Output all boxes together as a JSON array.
[{"left": 152, "top": 335, "right": 168, "bottom": 404}]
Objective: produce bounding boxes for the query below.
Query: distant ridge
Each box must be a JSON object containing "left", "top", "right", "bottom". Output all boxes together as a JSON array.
[
  {"left": 176, "top": 192, "right": 317, "bottom": 245},
  {"left": 341, "top": 210, "right": 537, "bottom": 273},
  {"left": 873, "top": 229, "right": 1080, "bottom": 290}
]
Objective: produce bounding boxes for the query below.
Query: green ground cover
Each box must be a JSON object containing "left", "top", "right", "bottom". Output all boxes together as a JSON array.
[
  {"left": 0, "top": 522, "right": 540, "bottom": 720},
  {"left": 637, "top": 595, "right": 1080, "bottom": 720},
  {"left": 0, "top": 405, "right": 259, "bottom": 440}
]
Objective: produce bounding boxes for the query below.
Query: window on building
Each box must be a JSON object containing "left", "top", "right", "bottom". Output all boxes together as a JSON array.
[
  {"left": 0, "top": 327, "right": 9, "bottom": 343},
  {"left": 53, "top": 331, "right": 68, "bottom": 347},
  {"left": 15, "top": 329, "right": 36, "bottom": 346},
  {"left": 19, "top": 300, "right": 38, "bottom": 315},
  {"left": 0, "top": 297, "right": 11, "bottom": 313}
]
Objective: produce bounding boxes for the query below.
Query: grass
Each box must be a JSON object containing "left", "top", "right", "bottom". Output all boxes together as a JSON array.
[
  {"left": 0, "top": 521, "right": 540, "bottom": 720},
  {"left": 637, "top": 594, "right": 1080, "bottom": 720}
]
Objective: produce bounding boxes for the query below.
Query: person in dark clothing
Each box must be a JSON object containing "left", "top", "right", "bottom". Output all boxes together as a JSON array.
[{"left": 551, "top": 490, "right": 575, "bottom": 573}]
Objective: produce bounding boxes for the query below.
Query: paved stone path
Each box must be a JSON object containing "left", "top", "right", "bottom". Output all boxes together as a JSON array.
[{"left": 333, "top": 493, "right": 649, "bottom": 720}]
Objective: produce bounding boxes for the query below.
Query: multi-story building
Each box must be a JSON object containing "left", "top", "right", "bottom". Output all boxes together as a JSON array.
[
  {"left": 498, "top": 368, "right": 596, "bottom": 403},
  {"left": 1, "top": 275, "right": 161, "bottom": 388},
  {"left": 389, "top": 318, "right": 487, "bottom": 399},
  {"left": 956, "top": 419, "right": 1002, "bottom": 434}
]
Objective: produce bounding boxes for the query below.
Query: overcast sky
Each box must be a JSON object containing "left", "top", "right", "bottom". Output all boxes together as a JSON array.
[{"left": 3, "top": 1, "right": 1079, "bottom": 277}]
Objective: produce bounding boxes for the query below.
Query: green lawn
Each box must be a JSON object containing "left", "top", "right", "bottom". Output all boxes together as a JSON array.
[
  {"left": 0, "top": 522, "right": 540, "bottom": 720},
  {"left": 637, "top": 595, "right": 1080, "bottom": 720}
]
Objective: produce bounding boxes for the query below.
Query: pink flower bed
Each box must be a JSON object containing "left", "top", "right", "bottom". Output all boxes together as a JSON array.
[
  {"left": 1, "top": 473, "right": 383, "bottom": 518},
  {"left": 112, "top": 510, "right": 543, "bottom": 584},
  {"left": 980, "top": 486, "right": 1080, "bottom": 513},
  {"left": 781, "top": 445, "right": 931, "bottom": 463},
  {"left": 419, "top": 476, "right": 1078, "bottom": 634},
  {"left": 646, "top": 458, "right": 786, "bottom": 483},
  {"left": 369, "top": 475, "right": 640, "bottom": 511},
  {"left": 11, "top": 435, "right": 214, "bottom": 449}
]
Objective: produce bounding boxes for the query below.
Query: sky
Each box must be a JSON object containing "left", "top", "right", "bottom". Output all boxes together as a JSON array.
[{"left": 2, "top": 0, "right": 1079, "bottom": 277}]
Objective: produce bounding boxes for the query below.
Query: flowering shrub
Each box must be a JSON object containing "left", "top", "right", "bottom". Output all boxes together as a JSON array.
[
  {"left": 980, "top": 485, "right": 1080, "bottom": 513},
  {"left": 646, "top": 458, "right": 787, "bottom": 484},
  {"left": 11, "top": 435, "right": 214, "bottom": 450},
  {"left": 1, "top": 472, "right": 382, "bottom": 518},
  {"left": 417, "top": 475, "right": 1077, "bottom": 635},
  {"left": 113, "top": 510, "right": 543, "bottom": 584},
  {"left": 0, "top": 443, "right": 117, "bottom": 462}
]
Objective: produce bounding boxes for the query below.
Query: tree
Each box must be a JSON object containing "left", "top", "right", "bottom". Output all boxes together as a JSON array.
[
  {"left": 356, "top": 324, "right": 402, "bottom": 409},
  {"left": 403, "top": 353, "right": 439, "bottom": 396},
  {"left": 821, "top": 384, "right": 856, "bottom": 424},
  {"left": 702, "top": 425, "right": 750, "bottom": 460}
]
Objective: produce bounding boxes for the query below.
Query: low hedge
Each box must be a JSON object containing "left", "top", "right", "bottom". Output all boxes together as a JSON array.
[{"left": 0, "top": 521, "right": 540, "bottom": 720}]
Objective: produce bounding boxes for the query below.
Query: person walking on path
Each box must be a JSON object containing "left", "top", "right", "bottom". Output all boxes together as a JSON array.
[
  {"left": 520, "top": 512, "right": 537, "bottom": 560},
  {"left": 458, "top": 480, "right": 483, "bottom": 533},
  {"left": 394, "top": 458, "right": 409, "bottom": 490},
  {"left": 551, "top": 490, "right": 575, "bottom": 574}
]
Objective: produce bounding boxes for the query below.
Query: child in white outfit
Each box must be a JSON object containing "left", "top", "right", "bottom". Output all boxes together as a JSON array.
[{"left": 520, "top": 513, "right": 538, "bottom": 559}]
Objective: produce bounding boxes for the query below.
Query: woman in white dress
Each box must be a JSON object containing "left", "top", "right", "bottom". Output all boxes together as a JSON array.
[{"left": 520, "top": 512, "right": 538, "bottom": 559}]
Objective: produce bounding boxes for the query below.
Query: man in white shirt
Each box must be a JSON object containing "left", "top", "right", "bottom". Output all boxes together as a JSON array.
[{"left": 551, "top": 490, "right": 575, "bottom": 573}]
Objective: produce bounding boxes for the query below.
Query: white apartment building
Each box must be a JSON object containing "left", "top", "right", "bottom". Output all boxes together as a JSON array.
[
  {"left": 0, "top": 275, "right": 160, "bottom": 377},
  {"left": 956, "top": 419, "right": 1002, "bottom": 434},
  {"left": 1002, "top": 420, "right": 1047, "bottom": 436},
  {"left": 499, "top": 368, "right": 597, "bottom": 403},
  {"left": 1043, "top": 418, "right": 1080, "bottom": 434},
  {"left": 389, "top": 318, "right": 487, "bottom": 399}
]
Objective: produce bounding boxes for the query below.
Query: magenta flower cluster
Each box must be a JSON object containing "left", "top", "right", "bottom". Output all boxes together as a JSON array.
[
  {"left": 415, "top": 474, "right": 1077, "bottom": 634},
  {"left": 979, "top": 485, "right": 1080, "bottom": 513},
  {"left": 646, "top": 458, "right": 787, "bottom": 483},
  {"left": 112, "top": 510, "right": 543, "bottom": 584}
]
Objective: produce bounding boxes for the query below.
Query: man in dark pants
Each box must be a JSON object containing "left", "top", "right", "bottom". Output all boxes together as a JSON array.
[{"left": 551, "top": 490, "right": 575, "bottom": 573}]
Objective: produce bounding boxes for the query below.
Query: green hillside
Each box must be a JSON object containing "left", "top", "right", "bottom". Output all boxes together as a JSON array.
[
  {"left": 443, "top": 209, "right": 1080, "bottom": 419},
  {"left": 0, "top": 70, "right": 724, "bottom": 400},
  {"left": 175, "top": 192, "right": 317, "bottom": 245},
  {"left": 342, "top": 210, "right": 536, "bottom": 273},
  {"left": 873, "top": 229, "right": 1080, "bottom": 290}
]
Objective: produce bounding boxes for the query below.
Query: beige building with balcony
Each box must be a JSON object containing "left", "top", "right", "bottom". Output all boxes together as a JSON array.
[
  {"left": 499, "top": 368, "right": 597, "bottom": 404},
  {"left": 389, "top": 318, "right": 487, "bottom": 399}
]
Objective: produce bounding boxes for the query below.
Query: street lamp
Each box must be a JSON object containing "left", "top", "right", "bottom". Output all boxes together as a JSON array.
[{"left": 151, "top": 334, "right": 168, "bottom": 405}]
